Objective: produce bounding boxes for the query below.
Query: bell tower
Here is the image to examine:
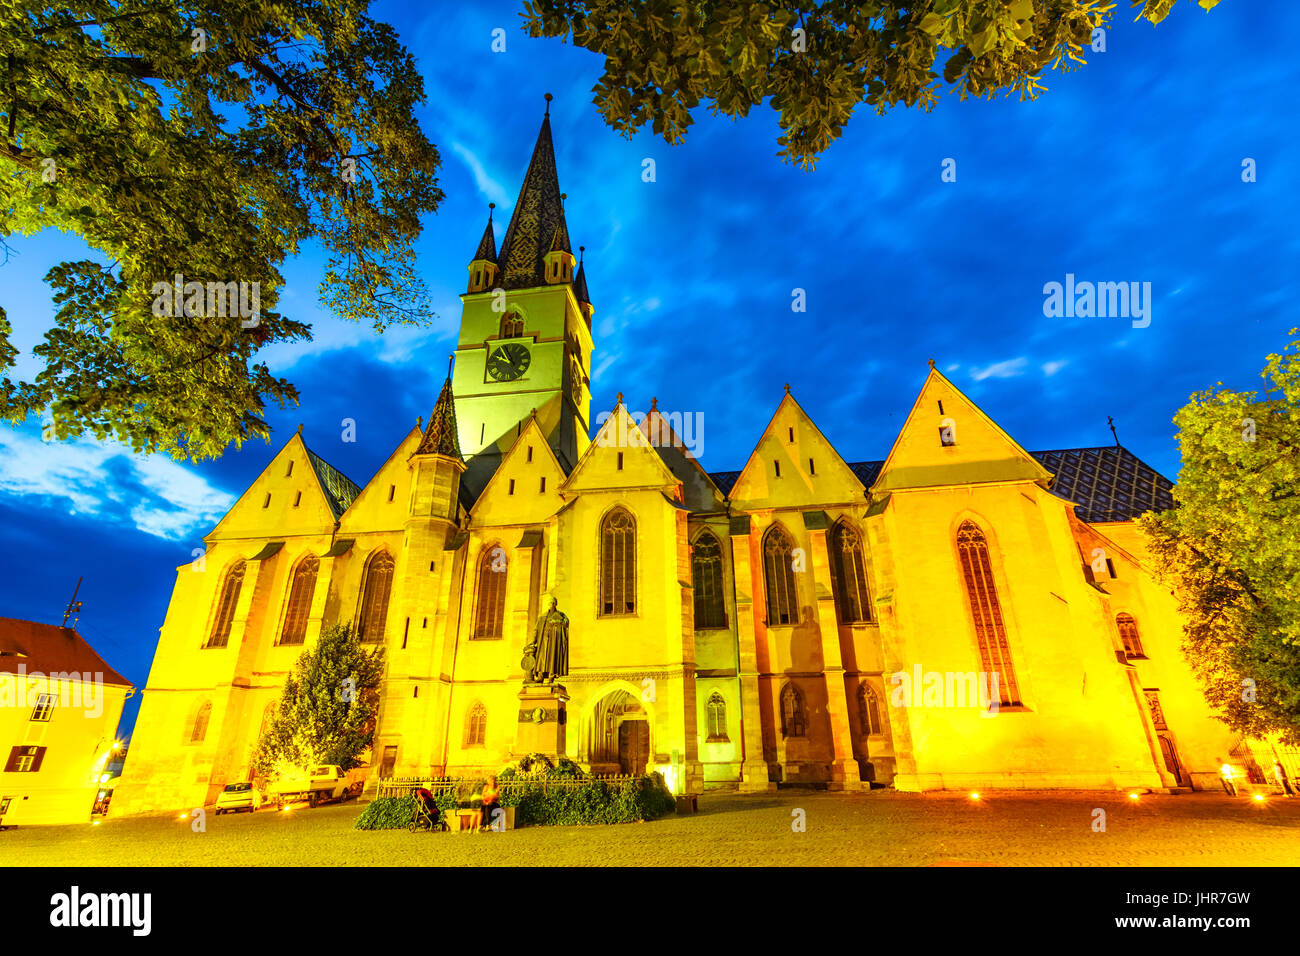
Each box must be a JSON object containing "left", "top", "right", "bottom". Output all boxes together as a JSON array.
[{"left": 453, "top": 94, "right": 594, "bottom": 498}]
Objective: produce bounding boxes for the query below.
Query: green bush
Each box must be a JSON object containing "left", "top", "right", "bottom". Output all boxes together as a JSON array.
[
  {"left": 354, "top": 795, "right": 415, "bottom": 830},
  {"left": 510, "top": 772, "right": 675, "bottom": 826}
]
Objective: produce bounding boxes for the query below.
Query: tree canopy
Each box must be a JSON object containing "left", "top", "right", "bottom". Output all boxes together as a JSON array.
[
  {"left": 0, "top": 1, "right": 442, "bottom": 460},
  {"left": 1142, "top": 337, "right": 1300, "bottom": 743},
  {"left": 522, "top": 0, "right": 1221, "bottom": 168},
  {"left": 253, "top": 622, "right": 385, "bottom": 775}
]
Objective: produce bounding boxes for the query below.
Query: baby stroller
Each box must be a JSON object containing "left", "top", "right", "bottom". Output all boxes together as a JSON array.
[{"left": 409, "top": 787, "right": 445, "bottom": 833}]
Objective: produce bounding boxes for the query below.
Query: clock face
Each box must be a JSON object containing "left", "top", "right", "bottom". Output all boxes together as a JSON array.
[{"left": 487, "top": 342, "right": 531, "bottom": 382}]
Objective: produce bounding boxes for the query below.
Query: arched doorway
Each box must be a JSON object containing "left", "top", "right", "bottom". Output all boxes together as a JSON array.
[
  {"left": 585, "top": 686, "right": 652, "bottom": 776},
  {"left": 1158, "top": 734, "right": 1188, "bottom": 787}
]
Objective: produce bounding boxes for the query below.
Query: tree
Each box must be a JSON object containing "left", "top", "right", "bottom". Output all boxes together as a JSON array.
[
  {"left": 252, "top": 623, "right": 385, "bottom": 776},
  {"left": 1141, "top": 335, "right": 1300, "bottom": 743},
  {"left": 0, "top": 2, "right": 443, "bottom": 460},
  {"left": 522, "top": 0, "right": 1221, "bottom": 168}
]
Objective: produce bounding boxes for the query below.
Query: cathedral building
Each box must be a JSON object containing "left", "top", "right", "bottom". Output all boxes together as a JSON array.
[{"left": 111, "top": 105, "right": 1246, "bottom": 815}]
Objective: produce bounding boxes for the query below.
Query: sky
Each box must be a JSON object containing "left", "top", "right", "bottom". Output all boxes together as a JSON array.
[{"left": 2, "top": 1, "right": 1296, "bottom": 738}]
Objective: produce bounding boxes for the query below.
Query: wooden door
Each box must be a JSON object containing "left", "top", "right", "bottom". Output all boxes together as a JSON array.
[
  {"left": 1158, "top": 735, "right": 1187, "bottom": 787},
  {"left": 618, "top": 720, "right": 649, "bottom": 775}
]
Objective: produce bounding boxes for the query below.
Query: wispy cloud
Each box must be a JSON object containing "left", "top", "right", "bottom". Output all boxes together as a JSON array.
[
  {"left": 970, "top": 357, "right": 1029, "bottom": 382},
  {"left": 0, "top": 430, "right": 234, "bottom": 541},
  {"left": 450, "top": 141, "right": 511, "bottom": 209},
  {"left": 1042, "top": 360, "right": 1069, "bottom": 377}
]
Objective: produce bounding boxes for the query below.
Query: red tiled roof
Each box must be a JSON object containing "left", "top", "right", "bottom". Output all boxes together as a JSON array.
[{"left": 0, "top": 617, "right": 132, "bottom": 687}]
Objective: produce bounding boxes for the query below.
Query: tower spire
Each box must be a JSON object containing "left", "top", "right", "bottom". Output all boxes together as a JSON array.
[
  {"left": 415, "top": 357, "right": 463, "bottom": 460},
  {"left": 495, "top": 96, "right": 572, "bottom": 289}
]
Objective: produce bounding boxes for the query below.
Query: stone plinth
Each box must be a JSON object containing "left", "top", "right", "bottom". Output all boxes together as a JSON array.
[{"left": 514, "top": 683, "right": 569, "bottom": 757}]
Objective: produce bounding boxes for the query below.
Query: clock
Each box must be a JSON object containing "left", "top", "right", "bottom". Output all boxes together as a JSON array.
[{"left": 487, "top": 342, "right": 531, "bottom": 382}]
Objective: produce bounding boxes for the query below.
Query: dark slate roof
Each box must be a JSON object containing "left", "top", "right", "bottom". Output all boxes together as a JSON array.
[
  {"left": 0, "top": 618, "right": 132, "bottom": 686},
  {"left": 471, "top": 209, "right": 497, "bottom": 263},
  {"left": 1030, "top": 446, "right": 1174, "bottom": 523},
  {"left": 306, "top": 447, "right": 362, "bottom": 520},
  {"left": 495, "top": 113, "right": 572, "bottom": 289},
  {"left": 705, "top": 447, "right": 1172, "bottom": 523},
  {"left": 573, "top": 260, "right": 590, "bottom": 305},
  {"left": 415, "top": 376, "right": 463, "bottom": 460}
]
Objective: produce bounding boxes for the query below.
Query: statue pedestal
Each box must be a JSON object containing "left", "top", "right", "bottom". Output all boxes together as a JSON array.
[{"left": 514, "top": 684, "right": 569, "bottom": 758}]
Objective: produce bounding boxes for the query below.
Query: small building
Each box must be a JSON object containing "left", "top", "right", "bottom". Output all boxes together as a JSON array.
[{"left": 0, "top": 618, "right": 133, "bottom": 825}]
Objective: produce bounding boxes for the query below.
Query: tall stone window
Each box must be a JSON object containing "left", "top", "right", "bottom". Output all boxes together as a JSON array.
[
  {"left": 858, "top": 683, "right": 882, "bottom": 736},
  {"left": 473, "top": 545, "right": 507, "bottom": 638},
  {"left": 357, "top": 550, "right": 395, "bottom": 643},
  {"left": 465, "top": 702, "right": 487, "bottom": 747},
  {"left": 190, "top": 701, "right": 212, "bottom": 743},
  {"left": 830, "top": 520, "right": 872, "bottom": 624},
  {"left": 500, "top": 311, "right": 523, "bottom": 338},
  {"left": 600, "top": 507, "right": 636, "bottom": 616},
  {"left": 780, "top": 682, "right": 806, "bottom": 738},
  {"left": 705, "top": 692, "right": 728, "bottom": 742},
  {"left": 279, "top": 555, "right": 319, "bottom": 645},
  {"left": 691, "top": 531, "right": 727, "bottom": 629},
  {"left": 1117, "top": 613, "right": 1146, "bottom": 659},
  {"left": 205, "top": 560, "right": 246, "bottom": 648},
  {"left": 955, "top": 521, "right": 1022, "bottom": 706},
  {"left": 763, "top": 524, "right": 799, "bottom": 626}
]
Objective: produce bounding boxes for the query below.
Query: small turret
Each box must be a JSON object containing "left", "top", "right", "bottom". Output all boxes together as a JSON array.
[
  {"left": 467, "top": 203, "right": 499, "bottom": 294},
  {"left": 410, "top": 357, "right": 466, "bottom": 522},
  {"left": 543, "top": 196, "right": 576, "bottom": 285},
  {"left": 573, "top": 245, "right": 593, "bottom": 329}
]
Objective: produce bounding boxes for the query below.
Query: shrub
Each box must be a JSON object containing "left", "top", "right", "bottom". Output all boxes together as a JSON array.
[{"left": 354, "top": 795, "right": 415, "bottom": 830}]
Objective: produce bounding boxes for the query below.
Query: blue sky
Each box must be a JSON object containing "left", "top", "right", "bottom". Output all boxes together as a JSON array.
[{"left": 2, "top": 1, "right": 1295, "bottom": 736}]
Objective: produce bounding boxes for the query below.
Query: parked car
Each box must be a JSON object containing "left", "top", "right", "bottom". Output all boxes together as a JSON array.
[
  {"left": 269, "top": 766, "right": 364, "bottom": 808},
  {"left": 215, "top": 781, "right": 264, "bottom": 814}
]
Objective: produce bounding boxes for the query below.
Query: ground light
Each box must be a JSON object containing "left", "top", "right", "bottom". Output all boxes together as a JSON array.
[
  {"left": 178, "top": 813, "right": 187, "bottom": 820},
  {"left": 1129, "top": 793, "right": 1140, "bottom": 800},
  {"left": 1253, "top": 794, "right": 1266, "bottom": 802},
  {"left": 969, "top": 792, "right": 980, "bottom": 801}
]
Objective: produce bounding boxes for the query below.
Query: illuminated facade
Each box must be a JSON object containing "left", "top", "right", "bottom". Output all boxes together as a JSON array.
[
  {"left": 112, "top": 107, "right": 1254, "bottom": 815},
  {"left": 0, "top": 618, "right": 131, "bottom": 825}
]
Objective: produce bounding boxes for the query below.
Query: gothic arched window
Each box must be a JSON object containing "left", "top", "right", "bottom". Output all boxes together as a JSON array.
[
  {"left": 473, "top": 545, "right": 507, "bottom": 639},
  {"left": 600, "top": 507, "right": 636, "bottom": 616},
  {"left": 763, "top": 524, "right": 798, "bottom": 626},
  {"left": 357, "top": 550, "right": 395, "bottom": 643},
  {"left": 1117, "top": 613, "right": 1145, "bottom": 659},
  {"left": 279, "top": 555, "right": 319, "bottom": 645},
  {"left": 830, "top": 520, "right": 872, "bottom": 624},
  {"left": 190, "top": 701, "right": 212, "bottom": 743},
  {"left": 956, "top": 521, "right": 1021, "bottom": 706},
  {"left": 691, "top": 531, "right": 727, "bottom": 630},
  {"left": 205, "top": 560, "right": 246, "bottom": 648},
  {"left": 500, "top": 312, "right": 523, "bottom": 338},
  {"left": 706, "top": 692, "right": 728, "bottom": 741},
  {"left": 780, "top": 683, "right": 805, "bottom": 738},
  {"left": 858, "top": 683, "right": 882, "bottom": 736},
  {"left": 465, "top": 702, "right": 487, "bottom": 747}
]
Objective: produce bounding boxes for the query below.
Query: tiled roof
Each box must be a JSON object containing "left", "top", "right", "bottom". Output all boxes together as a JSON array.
[
  {"left": 305, "top": 448, "right": 362, "bottom": 520},
  {"left": 1030, "top": 446, "right": 1174, "bottom": 523},
  {"left": 471, "top": 210, "right": 497, "bottom": 263},
  {"left": 415, "top": 376, "right": 463, "bottom": 460},
  {"left": 705, "top": 447, "right": 1173, "bottom": 523},
  {"left": 0, "top": 617, "right": 132, "bottom": 686}
]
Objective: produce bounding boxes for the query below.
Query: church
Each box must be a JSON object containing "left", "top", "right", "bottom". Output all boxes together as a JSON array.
[{"left": 111, "top": 103, "right": 1252, "bottom": 815}]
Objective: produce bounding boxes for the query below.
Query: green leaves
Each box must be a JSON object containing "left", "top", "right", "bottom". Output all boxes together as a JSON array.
[
  {"left": 523, "top": 0, "right": 1220, "bottom": 169},
  {"left": 1, "top": 1, "right": 443, "bottom": 460},
  {"left": 1142, "top": 337, "right": 1300, "bottom": 743}
]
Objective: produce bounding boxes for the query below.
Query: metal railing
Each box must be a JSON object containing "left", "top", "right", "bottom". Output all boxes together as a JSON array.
[{"left": 373, "top": 773, "right": 640, "bottom": 801}]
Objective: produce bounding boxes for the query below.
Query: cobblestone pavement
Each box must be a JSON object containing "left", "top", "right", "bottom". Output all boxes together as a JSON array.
[{"left": 2, "top": 790, "right": 1297, "bottom": 866}]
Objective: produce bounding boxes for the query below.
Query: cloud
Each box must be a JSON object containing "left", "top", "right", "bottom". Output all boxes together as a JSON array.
[
  {"left": 449, "top": 141, "right": 511, "bottom": 209},
  {"left": 0, "top": 429, "right": 233, "bottom": 541},
  {"left": 1042, "top": 360, "right": 1069, "bottom": 377},
  {"left": 970, "top": 357, "right": 1029, "bottom": 382}
]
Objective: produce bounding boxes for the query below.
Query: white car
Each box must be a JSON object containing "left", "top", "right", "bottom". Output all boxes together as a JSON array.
[{"left": 215, "top": 781, "right": 263, "bottom": 814}]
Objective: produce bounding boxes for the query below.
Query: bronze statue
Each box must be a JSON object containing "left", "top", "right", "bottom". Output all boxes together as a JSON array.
[{"left": 522, "top": 597, "right": 568, "bottom": 684}]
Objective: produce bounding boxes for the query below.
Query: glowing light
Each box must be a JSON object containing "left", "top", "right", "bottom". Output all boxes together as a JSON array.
[
  {"left": 1129, "top": 793, "right": 1140, "bottom": 800},
  {"left": 969, "top": 792, "right": 980, "bottom": 801},
  {"left": 112, "top": 741, "right": 123, "bottom": 751},
  {"left": 92, "top": 821, "right": 101, "bottom": 826},
  {"left": 1253, "top": 794, "right": 1265, "bottom": 802},
  {"left": 178, "top": 813, "right": 188, "bottom": 820},
  {"left": 99, "top": 773, "right": 111, "bottom": 784}
]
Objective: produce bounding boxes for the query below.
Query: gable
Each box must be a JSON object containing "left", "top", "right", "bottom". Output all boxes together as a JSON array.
[
  {"left": 336, "top": 426, "right": 423, "bottom": 534},
  {"left": 208, "top": 432, "right": 345, "bottom": 541},
  {"left": 471, "top": 416, "right": 567, "bottom": 525},
  {"left": 872, "top": 366, "right": 1051, "bottom": 495},
  {"left": 563, "top": 404, "right": 680, "bottom": 494},
  {"left": 728, "top": 392, "right": 864, "bottom": 510},
  {"left": 640, "top": 408, "right": 726, "bottom": 513}
]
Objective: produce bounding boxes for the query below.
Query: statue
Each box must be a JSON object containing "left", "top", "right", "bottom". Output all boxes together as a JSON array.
[{"left": 522, "top": 597, "right": 569, "bottom": 684}]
